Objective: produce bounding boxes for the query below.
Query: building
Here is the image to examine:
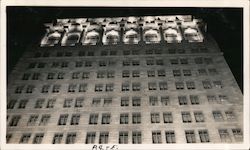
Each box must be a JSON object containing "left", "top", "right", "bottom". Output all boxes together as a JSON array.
[{"left": 6, "top": 15, "right": 243, "bottom": 144}]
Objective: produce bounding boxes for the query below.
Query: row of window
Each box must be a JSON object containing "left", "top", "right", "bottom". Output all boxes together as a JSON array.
[
  {"left": 7, "top": 94, "right": 228, "bottom": 110},
  {"left": 7, "top": 128, "right": 242, "bottom": 144},
  {"left": 27, "top": 57, "right": 214, "bottom": 69},
  {"left": 14, "top": 80, "right": 223, "bottom": 94},
  {"left": 8, "top": 110, "right": 236, "bottom": 127},
  {"left": 34, "top": 47, "right": 210, "bottom": 58},
  {"left": 21, "top": 68, "right": 218, "bottom": 81}
]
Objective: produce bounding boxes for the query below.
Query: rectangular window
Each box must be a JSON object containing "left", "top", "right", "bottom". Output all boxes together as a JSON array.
[
  {"left": 95, "top": 84, "right": 103, "bottom": 92},
  {"left": 152, "top": 131, "right": 162, "bottom": 144},
  {"left": 207, "top": 95, "right": 217, "bottom": 103},
  {"left": 22, "top": 73, "right": 30, "bottom": 80},
  {"left": 87, "top": 51, "right": 94, "bottom": 56},
  {"left": 106, "top": 84, "right": 114, "bottom": 92},
  {"left": 132, "top": 131, "right": 141, "bottom": 144},
  {"left": 121, "top": 97, "right": 129, "bottom": 106},
  {"left": 165, "top": 131, "right": 175, "bottom": 143},
  {"left": 82, "top": 72, "right": 90, "bottom": 79},
  {"left": 33, "top": 133, "right": 44, "bottom": 144},
  {"left": 208, "top": 68, "right": 218, "bottom": 75},
  {"left": 123, "top": 60, "right": 130, "bottom": 66},
  {"left": 204, "top": 58, "right": 213, "bottom": 64},
  {"left": 58, "top": 114, "right": 68, "bottom": 125},
  {"left": 146, "top": 49, "right": 153, "bottom": 55},
  {"left": 183, "top": 69, "right": 191, "bottom": 76},
  {"left": 99, "top": 61, "right": 107, "bottom": 67},
  {"left": 169, "top": 48, "right": 176, "bottom": 54},
  {"left": 132, "top": 97, "right": 141, "bottom": 106},
  {"left": 7, "top": 100, "right": 17, "bottom": 109},
  {"left": 47, "top": 99, "right": 56, "bottom": 108},
  {"left": 56, "top": 52, "right": 63, "bottom": 57},
  {"left": 78, "top": 51, "right": 85, "bottom": 56},
  {"left": 18, "top": 99, "right": 28, "bottom": 109},
  {"left": 148, "top": 70, "right": 155, "bottom": 77},
  {"left": 225, "top": 111, "right": 236, "bottom": 120},
  {"left": 158, "top": 70, "right": 165, "bottom": 77},
  {"left": 57, "top": 72, "right": 64, "bottom": 79},
  {"left": 102, "top": 51, "right": 108, "bottom": 56},
  {"left": 213, "top": 111, "right": 224, "bottom": 121},
  {"left": 149, "top": 96, "right": 158, "bottom": 106},
  {"left": 38, "top": 62, "right": 46, "bottom": 68},
  {"left": 146, "top": 60, "right": 154, "bottom": 65},
  {"left": 180, "top": 58, "right": 188, "bottom": 64},
  {"left": 232, "top": 128, "right": 243, "bottom": 141},
  {"left": 102, "top": 113, "right": 111, "bottom": 124},
  {"left": 202, "top": 81, "right": 212, "bottom": 89},
  {"left": 132, "top": 113, "right": 141, "bottom": 124},
  {"left": 6, "top": 133, "right": 12, "bottom": 143},
  {"left": 75, "top": 61, "right": 83, "bottom": 67},
  {"left": 182, "top": 112, "right": 192, "bottom": 123},
  {"left": 132, "top": 70, "right": 140, "bottom": 77},
  {"left": 61, "top": 62, "right": 68, "bottom": 68},
  {"left": 120, "top": 113, "right": 129, "bottom": 124},
  {"left": 52, "top": 85, "right": 61, "bottom": 93},
  {"left": 132, "top": 60, "right": 140, "bottom": 66},
  {"left": 26, "top": 85, "right": 34, "bottom": 93},
  {"left": 218, "top": 129, "right": 231, "bottom": 142},
  {"left": 68, "top": 84, "right": 76, "bottom": 93},
  {"left": 110, "top": 50, "right": 117, "bottom": 55},
  {"left": 119, "top": 132, "right": 128, "bottom": 144},
  {"left": 85, "top": 61, "right": 92, "bottom": 67},
  {"left": 86, "top": 132, "right": 96, "bottom": 144},
  {"left": 42, "top": 85, "right": 50, "bottom": 93},
  {"left": 173, "top": 70, "right": 181, "bottom": 77},
  {"left": 175, "top": 82, "right": 184, "bottom": 90},
  {"left": 27, "top": 115, "right": 38, "bottom": 126},
  {"left": 89, "top": 114, "right": 98, "bottom": 125},
  {"left": 218, "top": 95, "right": 228, "bottom": 103},
  {"left": 179, "top": 96, "right": 187, "bottom": 105},
  {"left": 28, "top": 62, "right": 36, "bottom": 68},
  {"left": 47, "top": 73, "right": 55, "bottom": 80},
  {"left": 122, "top": 70, "right": 130, "bottom": 78},
  {"left": 51, "top": 62, "right": 59, "bottom": 68},
  {"left": 71, "top": 114, "right": 80, "bottom": 125},
  {"left": 186, "top": 81, "right": 195, "bottom": 89},
  {"left": 72, "top": 72, "right": 80, "bottom": 79},
  {"left": 199, "top": 130, "right": 210, "bottom": 143},
  {"left": 122, "top": 83, "right": 130, "bottom": 91},
  {"left": 178, "top": 49, "right": 185, "bottom": 54},
  {"left": 195, "top": 57, "right": 203, "bottom": 64},
  {"left": 75, "top": 98, "right": 84, "bottom": 107},
  {"left": 32, "top": 73, "right": 40, "bottom": 80},
  {"left": 151, "top": 113, "right": 160, "bottom": 123},
  {"left": 213, "top": 81, "right": 223, "bottom": 88},
  {"left": 155, "top": 49, "right": 162, "bottom": 54},
  {"left": 194, "top": 111, "right": 205, "bottom": 122},
  {"left": 53, "top": 133, "right": 63, "bottom": 144},
  {"left": 9, "top": 115, "right": 21, "bottom": 126},
  {"left": 39, "top": 114, "right": 50, "bottom": 126},
  {"left": 148, "top": 82, "right": 157, "bottom": 90},
  {"left": 170, "top": 59, "right": 178, "bottom": 65},
  {"left": 15, "top": 85, "right": 24, "bottom": 93},
  {"left": 64, "top": 99, "right": 73, "bottom": 108},
  {"left": 66, "top": 133, "right": 76, "bottom": 144},
  {"left": 103, "top": 98, "right": 112, "bottom": 106},
  {"left": 97, "top": 71, "right": 105, "bottom": 78},
  {"left": 163, "top": 112, "right": 173, "bottom": 123},
  {"left": 107, "top": 71, "right": 115, "bottom": 78},
  {"left": 161, "top": 96, "right": 170, "bottom": 106},
  {"left": 185, "top": 130, "right": 196, "bottom": 143},
  {"left": 159, "top": 82, "right": 168, "bottom": 90},
  {"left": 20, "top": 133, "right": 31, "bottom": 143},
  {"left": 99, "top": 132, "right": 109, "bottom": 144},
  {"left": 198, "top": 69, "right": 207, "bottom": 75},
  {"left": 92, "top": 98, "right": 101, "bottom": 107},
  {"left": 190, "top": 95, "right": 200, "bottom": 105},
  {"left": 79, "top": 83, "right": 87, "bottom": 92},
  {"left": 132, "top": 83, "right": 141, "bottom": 91},
  {"left": 156, "top": 59, "right": 164, "bottom": 65}
]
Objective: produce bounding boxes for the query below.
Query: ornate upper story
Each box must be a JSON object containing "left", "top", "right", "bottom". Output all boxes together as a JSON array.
[{"left": 40, "top": 15, "right": 205, "bottom": 47}]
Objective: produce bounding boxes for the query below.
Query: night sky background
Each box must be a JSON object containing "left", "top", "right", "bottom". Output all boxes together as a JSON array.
[{"left": 7, "top": 7, "right": 243, "bottom": 92}]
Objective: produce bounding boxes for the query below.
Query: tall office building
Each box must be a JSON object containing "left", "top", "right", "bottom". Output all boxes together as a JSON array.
[{"left": 6, "top": 15, "right": 243, "bottom": 144}]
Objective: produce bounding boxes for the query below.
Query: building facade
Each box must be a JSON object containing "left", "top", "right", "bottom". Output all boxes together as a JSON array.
[{"left": 6, "top": 15, "right": 243, "bottom": 144}]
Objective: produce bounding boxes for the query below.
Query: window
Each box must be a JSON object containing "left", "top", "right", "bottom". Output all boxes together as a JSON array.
[
  {"left": 183, "top": 69, "right": 191, "bottom": 76},
  {"left": 225, "top": 111, "right": 235, "bottom": 120},
  {"left": 64, "top": 99, "right": 73, "bottom": 108},
  {"left": 87, "top": 51, "right": 94, "bottom": 56},
  {"left": 66, "top": 133, "right": 76, "bottom": 144},
  {"left": 202, "top": 81, "right": 212, "bottom": 89},
  {"left": 22, "top": 73, "right": 30, "bottom": 80},
  {"left": 148, "top": 70, "right": 155, "bottom": 77},
  {"left": 198, "top": 69, "right": 207, "bottom": 75},
  {"left": 103, "top": 98, "right": 112, "bottom": 106},
  {"left": 85, "top": 61, "right": 92, "bottom": 67},
  {"left": 99, "top": 132, "right": 109, "bottom": 144},
  {"left": 165, "top": 131, "right": 175, "bottom": 143},
  {"left": 146, "top": 60, "right": 154, "bottom": 65},
  {"left": 122, "top": 83, "right": 130, "bottom": 91},
  {"left": 159, "top": 82, "right": 168, "bottom": 90},
  {"left": 132, "top": 83, "right": 141, "bottom": 91},
  {"left": 6, "top": 133, "right": 12, "bottom": 143},
  {"left": 75, "top": 61, "right": 83, "bottom": 67},
  {"left": 33, "top": 133, "right": 44, "bottom": 144},
  {"left": 56, "top": 52, "right": 63, "bottom": 57},
  {"left": 182, "top": 112, "right": 192, "bottom": 123},
  {"left": 53, "top": 133, "right": 63, "bottom": 144},
  {"left": 207, "top": 95, "right": 217, "bottom": 103},
  {"left": 107, "top": 71, "right": 115, "bottom": 78},
  {"left": 101, "top": 51, "right": 108, "bottom": 56},
  {"left": 15, "top": 86, "right": 24, "bottom": 93},
  {"left": 20, "top": 133, "right": 31, "bottom": 143},
  {"left": 195, "top": 57, "right": 203, "bottom": 64},
  {"left": 163, "top": 112, "right": 173, "bottom": 123},
  {"left": 18, "top": 99, "right": 28, "bottom": 109},
  {"left": 190, "top": 95, "right": 200, "bottom": 105},
  {"left": 97, "top": 71, "right": 105, "bottom": 78},
  {"left": 146, "top": 49, "right": 153, "bottom": 55},
  {"left": 119, "top": 132, "right": 128, "bottom": 144},
  {"left": 47, "top": 99, "right": 56, "bottom": 108},
  {"left": 86, "top": 132, "right": 96, "bottom": 144},
  {"left": 72, "top": 72, "right": 80, "bottom": 79},
  {"left": 26, "top": 85, "right": 34, "bottom": 93},
  {"left": 68, "top": 84, "right": 76, "bottom": 93},
  {"left": 132, "top": 70, "right": 140, "bottom": 77},
  {"left": 71, "top": 114, "right": 80, "bottom": 125},
  {"left": 148, "top": 82, "right": 157, "bottom": 90},
  {"left": 149, "top": 96, "right": 158, "bottom": 106},
  {"left": 32, "top": 73, "right": 40, "bottom": 80},
  {"left": 208, "top": 68, "right": 218, "bottom": 75},
  {"left": 79, "top": 84, "right": 87, "bottom": 92},
  {"left": 213, "top": 81, "right": 222, "bottom": 88},
  {"left": 156, "top": 59, "right": 164, "bottom": 65},
  {"left": 106, "top": 84, "right": 114, "bottom": 92},
  {"left": 27, "top": 115, "right": 38, "bottom": 126},
  {"left": 199, "top": 130, "right": 210, "bottom": 143},
  {"left": 82, "top": 72, "right": 90, "bottom": 79},
  {"left": 179, "top": 96, "right": 187, "bottom": 105},
  {"left": 92, "top": 98, "right": 101, "bottom": 106},
  {"left": 151, "top": 113, "right": 160, "bottom": 123},
  {"left": 120, "top": 113, "right": 129, "bottom": 124},
  {"left": 39, "top": 114, "right": 50, "bottom": 126},
  {"left": 185, "top": 130, "right": 196, "bottom": 143},
  {"left": 132, "top": 97, "right": 141, "bottom": 106},
  {"left": 161, "top": 96, "right": 170, "bottom": 106},
  {"left": 57, "top": 72, "right": 64, "bottom": 79},
  {"left": 175, "top": 82, "right": 184, "bottom": 90},
  {"left": 28, "top": 62, "right": 36, "bottom": 68},
  {"left": 232, "top": 128, "right": 243, "bottom": 141},
  {"left": 213, "top": 111, "right": 224, "bottom": 121},
  {"left": 110, "top": 50, "right": 117, "bottom": 55},
  {"left": 132, "top": 113, "right": 141, "bottom": 124},
  {"left": 61, "top": 62, "right": 68, "bottom": 68},
  {"left": 41, "top": 85, "right": 50, "bottom": 93},
  {"left": 38, "top": 62, "right": 45, "bottom": 68},
  {"left": 194, "top": 112, "right": 204, "bottom": 122},
  {"left": 169, "top": 49, "right": 176, "bottom": 54},
  {"left": 204, "top": 58, "right": 213, "bottom": 64},
  {"left": 9, "top": 115, "right": 21, "bottom": 126},
  {"left": 35, "top": 52, "right": 41, "bottom": 58},
  {"left": 132, "top": 60, "right": 140, "bottom": 66},
  {"left": 89, "top": 114, "right": 98, "bottom": 124},
  {"left": 99, "top": 61, "right": 107, "bottom": 67},
  {"left": 52, "top": 85, "right": 61, "bottom": 93},
  {"left": 121, "top": 97, "right": 129, "bottom": 106},
  {"left": 132, "top": 131, "right": 141, "bottom": 144},
  {"left": 170, "top": 59, "right": 178, "bottom": 65},
  {"left": 51, "top": 62, "right": 59, "bottom": 68},
  {"left": 178, "top": 49, "right": 185, "bottom": 54},
  {"left": 122, "top": 70, "right": 130, "bottom": 78},
  {"left": 218, "top": 129, "right": 231, "bottom": 142},
  {"left": 47, "top": 73, "right": 55, "bottom": 80},
  {"left": 218, "top": 95, "right": 228, "bottom": 103},
  {"left": 123, "top": 60, "right": 130, "bottom": 66},
  {"left": 7, "top": 100, "right": 17, "bottom": 109},
  {"left": 75, "top": 98, "right": 84, "bottom": 107},
  {"left": 102, "top": 113, "right": 111, "bottom": 124},
  {"left": 95, "top": 84, "right": 103, "bottom": 92},
  {"left": 58, "top": 114, "right": 68, "bottom": 125},
  {"left": 173, "top": 70, "right": 181, "bottom": 77},
  {"left": 180, "top": 58, "right": 188, "bottom": 64},
  {"left": 158, "top": 70, "right": 165, "bottom": 77},
  {"left": 123, "top": 50, "right": 130, "bottom": 55},
  {"left": 78, "top": 51, "right": 85, "bottom": 56},
  {"left": 186, "top": 81, "right": 195, "bottom": 89},
  {"left": 155, "top": 49, "right": 162, "bottom": 54},
  {"left": 152, "top": 131, "right": 162, "bottom": 144}
]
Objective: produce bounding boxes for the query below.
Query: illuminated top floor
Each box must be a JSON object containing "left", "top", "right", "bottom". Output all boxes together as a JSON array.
[{"left": 40, "top": 15, "right": 205, "bottom": 47}]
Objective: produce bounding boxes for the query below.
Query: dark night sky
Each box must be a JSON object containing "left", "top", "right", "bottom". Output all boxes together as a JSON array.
[{"left": 7, "top": 7, "right": 243, "bottom": 92}]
